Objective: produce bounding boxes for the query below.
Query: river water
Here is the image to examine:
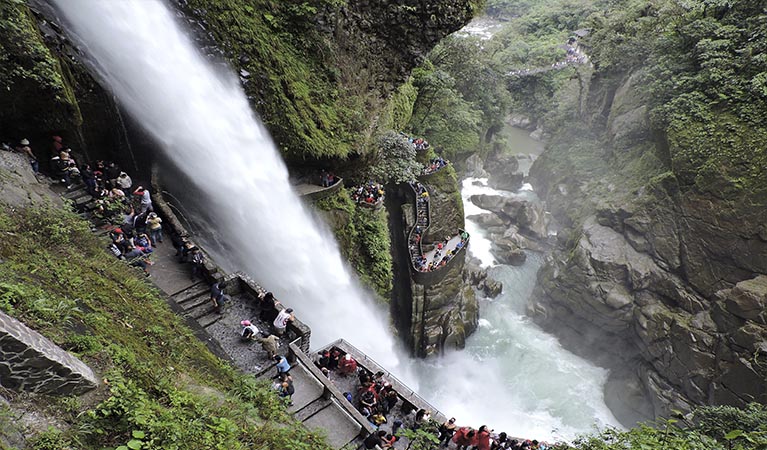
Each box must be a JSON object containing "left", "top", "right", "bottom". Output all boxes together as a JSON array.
[
  {"left": 52, "top": 0, "right": 619, "bottom": 443},
  {"left": 407, "top": 128, "right": 620, "bottom": 440},
  {"left": 408, "top": 176, "right": 620, "bottom": 441}
]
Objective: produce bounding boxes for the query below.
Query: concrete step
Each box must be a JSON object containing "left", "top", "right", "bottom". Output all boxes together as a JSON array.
[
  {"left": 63, "top": 186, "right": 88, "bottom": 199},
  {"left": 171, "top": 282, "right": 209, "bottom": 303},
  {"left": 177, "top": 293, "right": 209, "bottom": 311},
  {"left": 198, "top": 313, "right": 221, "bottom": 328},
  {"left": 185, "top": 301, "right": 216, "bottom": 321},
  {"left": 293, "top": 397, "right": 332, "bottom": 422}
]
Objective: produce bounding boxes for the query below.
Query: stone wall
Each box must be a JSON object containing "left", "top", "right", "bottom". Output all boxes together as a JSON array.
[{"left": 0, "top": 311, "right": 98, "bottom": 395}]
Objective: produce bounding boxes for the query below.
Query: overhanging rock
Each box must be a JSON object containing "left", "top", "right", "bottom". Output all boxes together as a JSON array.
[{"left": 0, "top": 311, "right": 98, "bottom": 395}]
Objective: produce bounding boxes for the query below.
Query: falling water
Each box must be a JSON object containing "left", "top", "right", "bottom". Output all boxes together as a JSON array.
[
  {"left": 49, "top": 0, "right": 398, "bottom": 365},
  {"left": 53, "top": 0, "right": 622, "bottom": 442}
]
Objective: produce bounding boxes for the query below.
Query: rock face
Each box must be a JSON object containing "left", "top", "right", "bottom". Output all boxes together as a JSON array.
[
  {"left": 389, "top": 167, "right": 478, "bottom": 357},
  {"left": 410, "top": 260, "right": 479, "bottom": 356},
  {"left": 467, "top": 194, "right": 548, "bottom": 265},
  {"left": 320, "top": 0, "right": 479, "bottom": 93},
  {"left": 528, "top": 67, "right": 767, "bottom": 425},
  {"left": 0, "top": 152, "right": 60, "bottom": 207},
  {"left": 0, "top": 311, "right": 98, "bottom": 395},
  {"left": 483, "top": 149, "right": 524, "bottom": 191}
]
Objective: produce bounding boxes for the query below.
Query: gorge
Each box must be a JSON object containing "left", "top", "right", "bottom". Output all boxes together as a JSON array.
[{"left": 0, "top": 0, "right": 766, "bottom": 448}]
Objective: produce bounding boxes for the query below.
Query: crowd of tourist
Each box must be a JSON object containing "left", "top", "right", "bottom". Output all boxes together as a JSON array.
[
  {"left": 314, "top": 346, "right": 550, "bottom": 449},
  {"left": 1, "top": 136, "right": 169, "bottom": 277},
  {"left": 422, "top": 156, "right": 449, "bottom": 175},
  {"left": 4, "top": 135, "right": 543, "bottom": 449},
  {"left": 320, "top": 170, "right": 339, "bottom": 187},
  {"left": 407, "top": 181, "right": 468, "bottom": 273},
  {"left": 350, "top": 181, "right": 385, "bottom": 206},
  {"left": 399, "top": 132, "right": 431, "bottom": 151}
]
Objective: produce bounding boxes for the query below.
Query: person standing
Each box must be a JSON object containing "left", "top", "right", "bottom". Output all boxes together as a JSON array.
[
  {"left": 272, "top": 308, "right": 294, "bottom": 336},
  {"left": 145, "top": 212, "right": 163, "bottom": 245},
  {"left": 16, "top": 139, "right": 38, "bottom": 174},
  {"left": 256, "top": 332, "right": 280, "bottom": 358},
  {"left": 132, "top": 186, "right": 153, "bottom": 214},
  {"left": 439, "top": 417, "right": 457, "bottom": 447},
  {"left": 209, "top": 280, "right": 226, "bottom": 312}
]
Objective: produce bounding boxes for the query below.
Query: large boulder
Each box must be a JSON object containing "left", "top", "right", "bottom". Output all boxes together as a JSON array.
[{"left": 483, "top": 151, "right": 524, "bottom": 191}]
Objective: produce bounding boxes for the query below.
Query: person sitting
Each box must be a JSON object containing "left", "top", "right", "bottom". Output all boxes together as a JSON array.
[
  {"left": 240, "top": 320, "right": 259, "bottom": 342},
  {"left": 360, "top": 390, "right": 377, "bottom": 411},
  {"left": 338, "top": 353, "right": 357, "bottom": 376}
]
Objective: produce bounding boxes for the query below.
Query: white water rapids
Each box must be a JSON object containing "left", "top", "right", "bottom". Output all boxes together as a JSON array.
[{"left": 52, "top": 0, "right": 620, "bottom": 442}]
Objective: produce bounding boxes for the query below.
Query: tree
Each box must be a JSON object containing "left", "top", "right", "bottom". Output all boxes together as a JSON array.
[{"left": 370, "top": 131, "right": 422, "bottom": 184}]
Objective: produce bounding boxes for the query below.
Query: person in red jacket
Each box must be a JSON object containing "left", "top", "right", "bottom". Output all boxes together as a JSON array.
[
  {"left": 452, "top": 427, "right": 476, "bottom": 450},
  {"left": 338, "top": 353, "right": 358, "bottom": 375},
  {"left": 475, "top": 425, "right": 492, "bottom": 450}
]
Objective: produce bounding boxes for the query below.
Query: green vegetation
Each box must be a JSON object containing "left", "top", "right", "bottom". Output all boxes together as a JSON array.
[
  {"left": 586, "top": 0, "right": 767, "bottom": 193},
  {"left": 554, "top": 404, "right": 767, "bottom": 450},
  {"left": 316, "top": 189, "right": 393, "bottom": 300},
  {"left": 0, "top": 1, "right": 81, "bottom": 132},
  {"left": 184, "top": 0, "right": 361, "bottom": 160},
  {"left": 405, "top": 0, "right": 590, "bottom": 160},
  {"left": 0, "top": 204, "right": 330, "bottom": 449},
  {"left": 371, "top": 131, "right": 422, "bottom": 184}
]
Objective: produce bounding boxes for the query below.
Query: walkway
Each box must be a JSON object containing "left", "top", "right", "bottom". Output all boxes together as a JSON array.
[
  {"left": 61, "top": 183, "right": 367, "bottom": 448},
  {"left": 407, "top": 181, "right": 468, "bottom": 273}
]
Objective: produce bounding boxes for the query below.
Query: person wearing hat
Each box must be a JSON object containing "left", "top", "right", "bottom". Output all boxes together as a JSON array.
[
  {"left": 16, "top": 139, "right": 38, "bottom": 174},
  {"left": 272, "top": 307, "right": 294, "bottom": 336},
  {"left": 240, "top": 320, "right": 259, "bottom": 342},
  {"left": 132, "top": 185, "right": 153, "bottom": 214},
  {"left": 145, "top": 212, "right": 163, "bottom": 245},
  {"left": 116, "top": 171, "right": 133, "bottom": 196}
]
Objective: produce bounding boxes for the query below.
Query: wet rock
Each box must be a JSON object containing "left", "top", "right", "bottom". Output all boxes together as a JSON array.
[
  {"left": 464, "top": 153, "right": 488, "bottom": 178},
  {"left": 483, "top": 277, "right": 503, "bottom": 298},
  {"left": 483, "top": 150, "right": 523, "bottom": 191},
  {"left": 719, "top": 276, "right": 767, "bottom": 324}
]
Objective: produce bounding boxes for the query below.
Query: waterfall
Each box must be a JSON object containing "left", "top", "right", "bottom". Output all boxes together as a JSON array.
[
  {"left": 49, "top": 0, "right": 398, "bottom": 366},
  {"left": 51, "top": 0, "right": 625, "bottom": 441}
]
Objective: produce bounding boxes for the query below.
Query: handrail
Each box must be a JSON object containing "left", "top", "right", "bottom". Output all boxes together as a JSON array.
[
  {"left": 288, "top": 342, "right": 376, "bottom": 439},
  {"left": 318, "top": 338, "right": 448, "bottom": 424}
]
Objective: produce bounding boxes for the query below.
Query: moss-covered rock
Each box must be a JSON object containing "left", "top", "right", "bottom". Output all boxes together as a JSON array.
[
  {"left": 0, "top": 1, "right": 81, "bottom": 136},
  {"left": 316, "top": 187, "right": 393, "bottom": 299}
]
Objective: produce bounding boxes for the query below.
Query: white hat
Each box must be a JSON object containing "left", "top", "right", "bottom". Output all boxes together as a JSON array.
[{"left": 20, "top": 139, "right": 29, "bottom": 145}]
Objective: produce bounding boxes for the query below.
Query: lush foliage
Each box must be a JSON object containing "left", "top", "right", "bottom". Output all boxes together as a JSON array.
[
  {"left": 370, "top": 131, "right": 422, "bottom": 184},
  {"left": 586, "top": 0, "right": 767, "bottom": 193},
  {"left": 183, "top": 0, "right": 361, "bottom": 160},
  {"left": 407, "top": 0, "right": 589, "bottom": 159},
  {"left": 554, "top": 404, "right": 767, "bottom": 450},
  {"left": 0, "top": 1, "right": 81, "bottom": 131},
  {"left": 316, "top": 189, "right": 393, "bottom": 299},
  {"left": 0, "top": 204, "right": 330, "bottom": 449}
]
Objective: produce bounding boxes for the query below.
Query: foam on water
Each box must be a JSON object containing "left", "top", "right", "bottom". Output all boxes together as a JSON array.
[{"left": 54, "top": 0, "right": 622, "bottom": 441}]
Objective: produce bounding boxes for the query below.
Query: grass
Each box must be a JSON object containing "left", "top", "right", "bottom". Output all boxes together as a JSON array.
[{"left": 0, "top": 203, "right": 331, "bottom": 449}]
